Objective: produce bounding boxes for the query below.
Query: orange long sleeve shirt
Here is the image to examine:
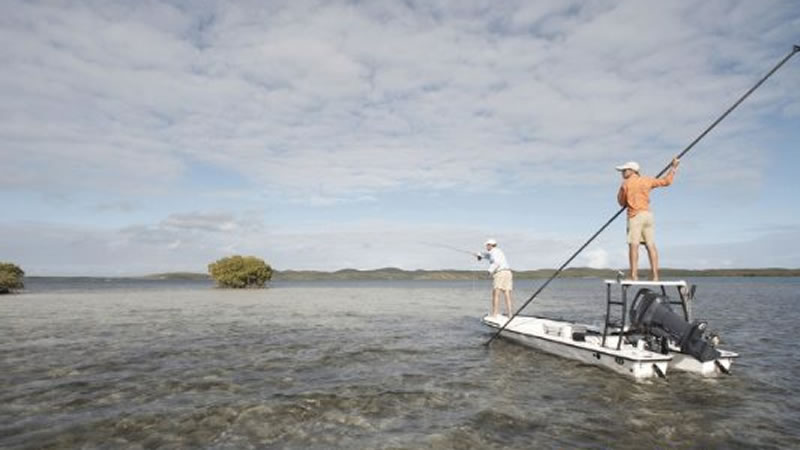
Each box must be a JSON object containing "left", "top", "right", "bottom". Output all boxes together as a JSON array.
[{"left": 617, "top": 170, "right": 675, "bottom": 218}]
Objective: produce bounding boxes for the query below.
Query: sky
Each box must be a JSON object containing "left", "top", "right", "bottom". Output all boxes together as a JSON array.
[{"left": 1, "top": 0, "right": 799, "bottom": 276}]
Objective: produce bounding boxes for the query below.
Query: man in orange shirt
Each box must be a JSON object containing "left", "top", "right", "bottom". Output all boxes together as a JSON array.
[{"left": 616, "top": 157, "right": 680, "bottom": 281}]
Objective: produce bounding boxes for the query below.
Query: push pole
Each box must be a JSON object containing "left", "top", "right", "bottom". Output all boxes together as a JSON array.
[{"left": 486, "top": 45, "right": 800, "bottom": 346}]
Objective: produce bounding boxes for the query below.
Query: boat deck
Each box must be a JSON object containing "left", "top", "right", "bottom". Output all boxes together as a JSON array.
[{"left": 484, "top": 315, "right": 672, "bottom": 363}]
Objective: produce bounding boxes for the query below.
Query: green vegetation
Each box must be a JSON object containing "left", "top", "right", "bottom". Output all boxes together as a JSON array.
[
  {"left": 0, "top": 262, "right": 25, "bottom": 294},
  {"left": 208, "top": 256, "right": 273, "bottom": 288}
]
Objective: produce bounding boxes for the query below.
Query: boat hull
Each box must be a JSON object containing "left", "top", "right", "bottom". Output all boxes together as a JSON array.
[
  {"left": 483, "top": 315, "right": 671, "bottom": 380},
  {"left": 485, "top": 315, "right": 738, "bottom": 378},
  {"left": 669, "top": 349, "right": 739, "bottom": 376}
]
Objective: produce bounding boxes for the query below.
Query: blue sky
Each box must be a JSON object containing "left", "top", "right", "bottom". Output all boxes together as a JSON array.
[{"left": 1, "top": 0, "right": 799, "bottom": 275}]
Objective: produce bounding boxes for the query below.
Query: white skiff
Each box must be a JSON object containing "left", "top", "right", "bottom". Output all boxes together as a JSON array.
[
  {"left": 483, "top": 279, "right": 738, "bottom": 379},
  {"left": 482, "top": 314, "right": 671, "bottom": 379}
]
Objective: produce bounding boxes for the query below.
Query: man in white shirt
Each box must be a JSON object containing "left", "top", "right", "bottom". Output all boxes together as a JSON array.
[{"left": 476, "top": 239, "right": 513, "bottom": 319}]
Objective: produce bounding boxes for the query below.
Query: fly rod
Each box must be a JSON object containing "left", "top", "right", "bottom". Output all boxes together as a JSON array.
[
  {"left": 486, "top": 44, "right": 800, "bottom": 346},
  {"left": 419, "top": 241, "right": 477, "bottom": 256}
]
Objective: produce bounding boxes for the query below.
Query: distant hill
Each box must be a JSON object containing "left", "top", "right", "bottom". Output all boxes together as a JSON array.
[
  {"left": 275, "top": 268, "right": 480, "bottom": 281},
  {"left": 138, "top": 267, "right": 800, "bottom": 282},
  {"left": 236, "top": 267, "right": 800, "bottom": 281}
]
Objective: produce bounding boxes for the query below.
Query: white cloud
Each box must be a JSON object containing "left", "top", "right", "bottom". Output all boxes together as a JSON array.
[
  {"left": 161, "top": 212, "right": 241, "bottom": 233},
  {"left": 1, "top": 0, "right": 797, "bottom": 200},
  {"left": 3, "top": 215, "right": 798, "bottom": 275},
  {"left": 1, "top": 1, "right": 799, "bottom": 274},
  {"left": 581, "top": 247, "right": 609, "bottom": 269}
]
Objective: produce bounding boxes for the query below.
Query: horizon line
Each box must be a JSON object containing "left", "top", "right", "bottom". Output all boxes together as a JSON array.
[{"left": 22, "top": 266, "right": 800, "bottom": 278}]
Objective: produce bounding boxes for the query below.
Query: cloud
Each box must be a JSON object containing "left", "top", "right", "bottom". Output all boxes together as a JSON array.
[
  {"left": 1, "top": 1, "right": 799, "bottom": 274},
  {"left": 1, "top": 0, "right": 797, "bottom": 201},
  {"left": 0, "top": 213, "right": 571, "bottom": 274},
  {"left": 161, "top": 212, "right": 240, "bottom": 232},
  {"left": 2, "top": 211, "right": 799, "bottom": 275},
  {"left": 581, "top": 247, "right": 610, "bottom": 269}
]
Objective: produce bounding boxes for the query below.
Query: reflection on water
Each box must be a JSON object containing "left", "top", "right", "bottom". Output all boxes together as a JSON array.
[{"left": 1, "top": 277, "right": 799, "bottom": 448}]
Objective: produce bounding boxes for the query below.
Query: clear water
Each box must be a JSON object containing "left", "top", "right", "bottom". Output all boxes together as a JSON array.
[{"left": 1, "top": 277, "right": 799, "bottom": 449}]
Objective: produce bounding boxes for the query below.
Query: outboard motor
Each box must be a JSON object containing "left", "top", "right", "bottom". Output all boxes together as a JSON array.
[{"left": 629, "top": 289, "right": 720, "bottom": 362}]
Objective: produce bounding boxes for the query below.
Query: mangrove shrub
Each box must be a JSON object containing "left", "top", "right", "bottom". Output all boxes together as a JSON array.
[
  {"left": 0, "top": 262, "right": 24, "bottom": 294},
  {"left": 208, "top": 255, "right": 272, "bottom": 288}
]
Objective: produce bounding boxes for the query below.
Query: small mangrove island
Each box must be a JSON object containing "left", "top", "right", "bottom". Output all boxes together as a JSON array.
[
  {"left": 0, "top": 262, "right": 25, "bottom": 294},
  {"left": 208, "top": 255, "right": 273, "bottom": 288}
]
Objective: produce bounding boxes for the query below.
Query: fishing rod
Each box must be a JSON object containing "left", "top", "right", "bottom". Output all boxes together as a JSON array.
[
  {"left": 486, "top": 44, "right": 800, "bottom": 346},
  {"left": 419, "top": 241, "right": 485, "bottom": 291},
  {"left": 419, "top": 241, "right": 478, "bottom": 256}
]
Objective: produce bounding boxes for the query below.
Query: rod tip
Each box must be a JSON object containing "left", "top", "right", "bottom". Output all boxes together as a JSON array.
[{"left": 794, "top": 44, "right": 800, "bottom": 52}]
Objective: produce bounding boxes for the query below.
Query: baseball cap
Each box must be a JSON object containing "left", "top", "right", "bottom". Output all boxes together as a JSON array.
[{"left": 615, "top": 161, "right": 640, "bottom": 173}]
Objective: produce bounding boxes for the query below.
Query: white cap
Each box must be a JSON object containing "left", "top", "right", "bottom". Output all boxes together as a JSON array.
[
  {"left": 615, "top": 161, "right": 640, "bottom": 173},
  {"left": 484, "top": 238, "right": 497, "bottom": 246}
]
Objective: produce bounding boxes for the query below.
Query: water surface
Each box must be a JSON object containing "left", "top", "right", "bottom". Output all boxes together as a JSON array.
[{"left": 2, "top": 277, "right": 799, "bottom": 448}]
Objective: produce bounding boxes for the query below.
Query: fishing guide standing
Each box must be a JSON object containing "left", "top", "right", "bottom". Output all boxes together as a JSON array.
[
  {"left": 616, "top": 157, "right": 680, "bottom": 281},
  {"left": 476, "top": 239, "right": 513, "bottom": 319}
]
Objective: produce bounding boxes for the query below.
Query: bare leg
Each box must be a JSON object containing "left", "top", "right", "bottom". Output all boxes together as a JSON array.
[
  {"left": 628, "top": 243, "right": 639, "bottom": 280},
  {"left": 503, "top": 289, "right": 513, "bottom": 316},
  {"left": 491, "top": 289, "right": 500, "bottom": 316},
  {"left": 646, "top": 243, "right": 660, "bottom": 281}
]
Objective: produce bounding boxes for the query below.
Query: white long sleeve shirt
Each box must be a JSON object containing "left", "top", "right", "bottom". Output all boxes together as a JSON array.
[{"left": 479, "top": 247, "right": 510, "bottom": 274}]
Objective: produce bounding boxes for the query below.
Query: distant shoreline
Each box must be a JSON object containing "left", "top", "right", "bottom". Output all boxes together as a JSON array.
[{"left": 25, "top": 267, "right": 800, "bottom": 281}]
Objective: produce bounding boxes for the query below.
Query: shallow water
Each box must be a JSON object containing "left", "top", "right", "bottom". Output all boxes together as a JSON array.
[{"left": 2, "top": 277, "right": 799, "bottom": 448}]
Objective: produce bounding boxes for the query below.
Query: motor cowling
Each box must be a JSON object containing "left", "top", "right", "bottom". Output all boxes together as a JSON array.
[{"left": 629, "top": 288, "right": 720, "bottom": 362}]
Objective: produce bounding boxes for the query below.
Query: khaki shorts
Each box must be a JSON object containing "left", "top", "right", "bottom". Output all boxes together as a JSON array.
[
  {"left": 627, "top": 211, "right": 655, "bottom": 245},
  {"left": 493, "top": 270, "right": 513, "bottom": 291}
]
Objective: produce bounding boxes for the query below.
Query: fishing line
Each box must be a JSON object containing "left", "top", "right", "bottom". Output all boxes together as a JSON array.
[
  {"left": 421, "top": 240, "right": 484, "bottom": 292},
  {"left": 419, "top": 240, "right": 481, "bottom": 291},
  {"left": 471, "top": 257, "right": 485, "bottom": 294},
  {"left": 486, "top": 45, "right": 800, "bottom": 346}
]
